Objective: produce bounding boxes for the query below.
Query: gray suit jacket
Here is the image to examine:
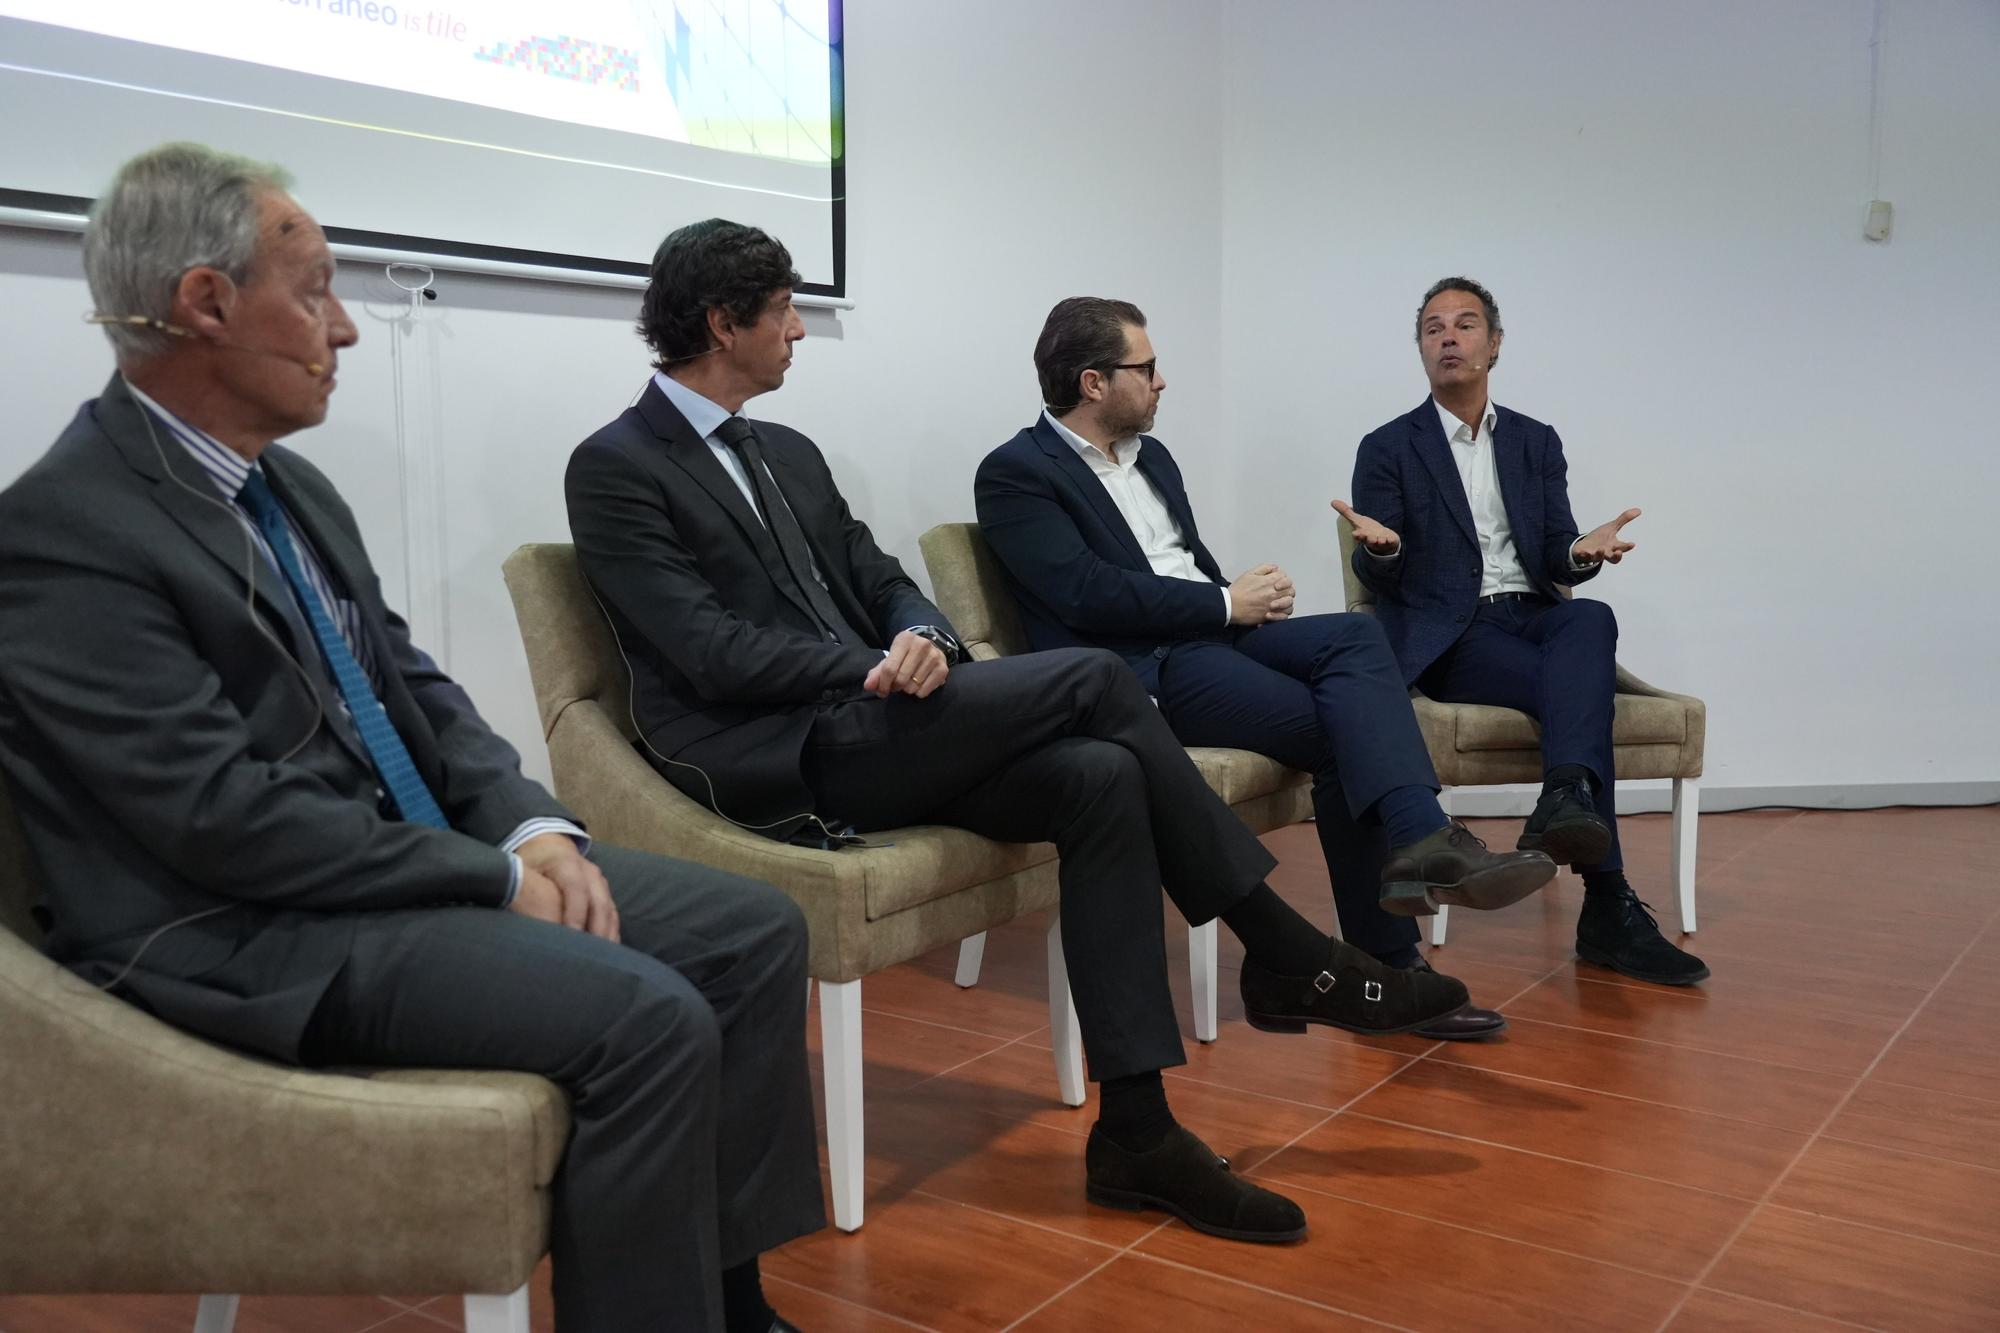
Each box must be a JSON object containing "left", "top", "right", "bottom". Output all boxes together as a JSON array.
[{"left": 0, "top": 376, "right": 572, "bottom": 1059}]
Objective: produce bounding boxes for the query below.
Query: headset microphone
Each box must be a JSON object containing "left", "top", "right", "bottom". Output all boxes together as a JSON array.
[{"left": 86, "top": 313, "right": 326, "bottom": 376}]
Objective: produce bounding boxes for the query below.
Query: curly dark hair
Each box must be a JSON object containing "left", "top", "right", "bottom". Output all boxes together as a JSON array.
[
  {"left": 1034, "top": 296, "right": 1147, "bottom": 415},
  {"left": 1415, "top": 276, "right": 1503, "bottom": 354},
  {"left": 638, "top": 218, "right": 801, "bottom": 367}
]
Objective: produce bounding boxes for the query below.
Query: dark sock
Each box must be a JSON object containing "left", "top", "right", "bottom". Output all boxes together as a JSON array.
[
  {"left": 1096, "top": 1069, "right": 1177, "bottom": 1152},
  {"left": 1545, "top": 763, "right": 1597, "bottom": 795},
  {"left": 1373, "top": 784, "right": 1449, "bottom": 848},
  {"left": 1221, "top": 883, "right": 1331, "bottom": 975},
  {"left": 1581, "top": 869, "right": 1629, "bottom": 899},
  {"left": 721, "top": 1257, "right": 775, "bottom": 1333},
  {"left": 1373, "top": 943, "right": 1424, "bottom": 970}
]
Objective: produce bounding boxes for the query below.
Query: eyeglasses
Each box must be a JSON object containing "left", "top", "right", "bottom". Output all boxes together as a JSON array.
[{"left": 1102, "top": 360, "right": 1158, "bottom": 379}]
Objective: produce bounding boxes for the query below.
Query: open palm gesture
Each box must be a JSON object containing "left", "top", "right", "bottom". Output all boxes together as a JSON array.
[{"left": 1575, "top": 508, "right": 1641, "bottom": 565}]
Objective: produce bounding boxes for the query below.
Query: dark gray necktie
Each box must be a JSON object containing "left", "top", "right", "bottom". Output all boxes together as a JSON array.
[{"left": 715, "top": 416, "right": 868, "bottom": 646}]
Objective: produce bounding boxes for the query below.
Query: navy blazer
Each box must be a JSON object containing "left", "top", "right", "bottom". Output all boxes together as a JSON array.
[
  {"left": 975, "top": 416, "right": 1231, "bottom": 693},
  {"left": 1350, "top": 398, "right": 1598, "bottom": 684}
]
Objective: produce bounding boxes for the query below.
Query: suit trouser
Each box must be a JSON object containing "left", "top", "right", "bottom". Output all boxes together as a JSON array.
[
  {"left": 1418, "top": 596, "right": 1624, "bottom": 873},
  {"left": 1155, "top": 613, "right": 1440, "bottom": 958},
  {"left": 302, "top": 844, "right": 824, "bottom": 1333},
  {"left": 800, "top": 647, "right": 1277, "bottom": 1082}
]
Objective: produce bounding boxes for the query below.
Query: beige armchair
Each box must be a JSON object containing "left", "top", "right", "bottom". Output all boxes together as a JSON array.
[
  {"left": 0, "top": 785, "right": 557, "bottom": 1333},
  {"left": 916, "top": 523, "right": 1313, "bottom": 1040},
  {"left": 1335, "top": 518, "right": 1706, "bottom": 944},
  {"left": 503, "top": 544, "right": 1098, "bottom": 1235}
]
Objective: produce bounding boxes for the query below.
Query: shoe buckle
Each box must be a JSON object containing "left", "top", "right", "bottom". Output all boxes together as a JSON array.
[
  {"left": 1363, "top": 980, "right": 1384, "bottom": 1002},
  {"left": 1312, "top": 970, "right": 1337, "bottom": 994}
]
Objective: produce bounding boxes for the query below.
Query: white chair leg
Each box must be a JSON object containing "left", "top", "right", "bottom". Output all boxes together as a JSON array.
[
  {"left": 192, "top": 1295, "right": 238, "bottom": 1333},
  {"left": 1671, "top": 776, "right": 1700, "bottom": 932},
  {"left": 954, "top": 932, "right": 987, "bottom": 987},
  {"left": 1428, "top": 787, "right": 1453, "bottom": 947},
  {"left": 818, "top": 978, "right": 865, "bottom": 1231},
  {"left": 463, "top": 1285, "right": 531, "bottom": 1333},
  {"left": 1046, "top": 917, "right": 1086, "bottom": 1107},
  {"left": 1190, "top": 919, "right": 1218, "bottom": 1043}
]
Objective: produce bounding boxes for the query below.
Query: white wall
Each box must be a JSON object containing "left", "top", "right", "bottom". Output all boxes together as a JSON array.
[
  {"left": 0, "top": 0, "right": 1227, "bottom": 787},
  {"left": 3, "top": 0, "right": 1993, "bottom": 800},
  {"left": 1217, "top": 0, "right": 1999, "bottom": 796}
]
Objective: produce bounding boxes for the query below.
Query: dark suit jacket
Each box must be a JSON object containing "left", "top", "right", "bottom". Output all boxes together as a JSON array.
[
  {"left": 565, "top": 380, "right": 949, "bottom": 840},
  {"left": 974, "top": 417, "right": 1233, "bottom": 694},
  {"left": 1350, "top": 397, "right": 1599, "bottom": 683},
  {"left": 0, "top": 376, "right": 572, "bottom": 1059}
]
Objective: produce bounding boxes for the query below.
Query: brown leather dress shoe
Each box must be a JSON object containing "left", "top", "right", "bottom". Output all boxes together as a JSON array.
[
  {"left": 1406, "top": 956, "right": 1506, "bottom": 1039},
  {"left": 1380, "top": 821, "right": 1557, "bottom": 917}
]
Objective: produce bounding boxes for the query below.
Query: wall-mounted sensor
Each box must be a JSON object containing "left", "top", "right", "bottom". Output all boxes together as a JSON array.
[{"left": 1863, "top": 199, "right": 1893, "bottom": 242}]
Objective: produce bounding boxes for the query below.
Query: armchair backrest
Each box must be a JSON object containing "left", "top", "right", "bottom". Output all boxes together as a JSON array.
[
  {"left": 917, "top": 523, "right": 1029, "bottom": 661},
  {"left": 1335, "top": 517, "right": 1374, "bottom": 615},
  {"left": 500, "top": 544, "right": 635, "bottom": 741}
]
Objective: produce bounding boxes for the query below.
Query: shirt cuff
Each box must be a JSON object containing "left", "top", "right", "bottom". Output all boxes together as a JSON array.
[
  {"left": 1220, "top": 585, "right": 1233, "bottom": 625},
  {"left": 498, "top": 817, "right": 592, "bottom": 908},
  {"left": 1364, "top": 543, "right": 1401, "bottom": 560},
  {"left": 1567, "top": 537, "right": 1596, "bottom": 570}
]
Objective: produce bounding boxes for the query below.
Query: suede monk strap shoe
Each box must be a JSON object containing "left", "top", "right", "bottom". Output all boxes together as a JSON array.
[
  {"left": 1240, "top": 940, "right": 1470, "bottom": 1037},
  {"left": 1406, "top": 956, "right": 1507, "bottom": 1040},
  {"left": 1085, "top": 1123, "right": 1307, "bottom": 1243},
  {"left": 1576, "top": 881, "right": 1710, "bottom": 986},
  {"left": 1518, "top": 779, "right": 1614, "bottom": 867},
  {"left": 1380, "top": 821, "right": 1556, "bottom": 917}
]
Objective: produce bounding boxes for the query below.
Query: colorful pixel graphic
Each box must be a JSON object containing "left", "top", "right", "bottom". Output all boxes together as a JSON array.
[{"left": 473, "top": 33, "right": 641, "bottom": 92}]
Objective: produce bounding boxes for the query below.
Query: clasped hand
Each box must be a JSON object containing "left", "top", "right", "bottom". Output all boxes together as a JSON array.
[
  {"left": 862, "top": 629, "right": 950, "bottom": 699},
  {"left": 508, "top": 831, "right": 620, "bottom": 942},
  {"left": 1229, "top": 564, "right": 1295, "bottom": 625}
]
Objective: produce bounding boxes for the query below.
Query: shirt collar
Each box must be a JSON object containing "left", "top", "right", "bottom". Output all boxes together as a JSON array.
[
  {"left": 1043, "top": 406, "right": 1141, "bottom": 467},
  {"left": 653, "top": 369, "right": 735, "bottom": 441},
  {"left": 123, "top": 376, "right": 258, "bottom": 500},
  {"left": 1434, "top": 396, "right": 1498, "bottom": 445}
]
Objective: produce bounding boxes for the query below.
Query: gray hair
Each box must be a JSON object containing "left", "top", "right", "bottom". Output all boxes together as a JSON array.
[
  {"left": 82, "top": 142, "right": 294, "bottom": 363},
  {"left": 1415, "top": 276, "right": 1503, "bottom": 345}
]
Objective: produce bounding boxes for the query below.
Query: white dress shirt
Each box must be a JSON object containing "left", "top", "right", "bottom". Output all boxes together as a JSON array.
[
  {"left": 1437, "top": 398, "right": 1539, "bottom": 597},
  {"left": 1426, "top": 398, "right": 1591, "bottom": 596},
  {"left": 1042, "top": 409, "right": 1231, "bottom": 625}
]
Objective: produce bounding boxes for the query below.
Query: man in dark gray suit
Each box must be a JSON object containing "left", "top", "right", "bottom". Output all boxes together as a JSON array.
[{"left": 0, "top": 143, "right": 822, "bottom": 1333}]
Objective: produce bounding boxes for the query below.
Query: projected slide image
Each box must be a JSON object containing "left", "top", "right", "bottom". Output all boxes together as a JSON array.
[{"left": 0, "top": 0, "right": 835, "bottom": 165}]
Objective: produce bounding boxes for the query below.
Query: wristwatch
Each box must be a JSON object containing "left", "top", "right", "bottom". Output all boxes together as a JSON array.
[{"left": 904, "top": 624, "right": 963, "bottom": 664}]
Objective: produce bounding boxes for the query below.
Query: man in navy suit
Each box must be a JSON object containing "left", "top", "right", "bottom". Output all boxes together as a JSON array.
[
  {"left": 1336, "top": 277, "right": 1706, "bottom": 985},
  {"left": 977, "top": 298, "right": 1561, "bottom": 1040}
]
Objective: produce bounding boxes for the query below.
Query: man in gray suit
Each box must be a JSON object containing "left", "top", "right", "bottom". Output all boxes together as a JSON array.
[{"left": 0, "top": 143, "right": 822, "bottom": 1333}]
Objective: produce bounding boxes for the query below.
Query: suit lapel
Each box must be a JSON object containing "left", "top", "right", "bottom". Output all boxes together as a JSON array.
[
  {"left": 1031, "top": 417, "right": 1152, "bottom": 569},
  {"left": 638, "top": 382, "right": 824, "bottom": 630},
  {"left": 1133, "top": 441, "right": 1223, "bottom": 582},
  {"left": 1490, "top": 408, "right": 1540, "bottom": 547},
  {"left": 1409, "top": 399, "right": 1479, "bottom": 549}
]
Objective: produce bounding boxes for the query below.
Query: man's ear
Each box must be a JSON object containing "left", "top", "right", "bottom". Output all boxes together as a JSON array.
[
  {"left": 1077, "top": 368, "right": 1105, "bottom": 405},
  {"left": 1488, "top": 330, "right": 1503, "bottom": 369},
  {"left": 172, "top": 266, "right": 236, "bottom": 341},
  {"left": 704, "top": 304, "right": 735, "bottom": 352}
]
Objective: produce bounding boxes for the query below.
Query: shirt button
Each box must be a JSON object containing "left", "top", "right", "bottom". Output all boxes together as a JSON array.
[{"left": 1153, "top": 646, "right": 1169, "bottom": 659}]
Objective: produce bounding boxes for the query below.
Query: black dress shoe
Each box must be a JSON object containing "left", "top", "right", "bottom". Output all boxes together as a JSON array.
[
  {"left": 1241, "top": 940, "right": 1470, "bottom": 1036},
  {"left": 1576, "top": 881, "right": 1709, "bottom": 986},
  {"left": 1085, "top": 1123, "right": 1307, "bottom": 1243},
  {"left": 1380, "top": 822, "right": 1557, "bottom": 917},
  {"left": 1404, "top": 956, "right": 1507, "bottom": 1040},
  {"left": 1518, "top": 779, "right": 1614, "bottom": 866}
]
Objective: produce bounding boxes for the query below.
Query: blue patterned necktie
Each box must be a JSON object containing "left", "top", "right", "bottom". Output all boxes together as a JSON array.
[{"left": 237, "top": 469, "right": 449, "bottom": 829}]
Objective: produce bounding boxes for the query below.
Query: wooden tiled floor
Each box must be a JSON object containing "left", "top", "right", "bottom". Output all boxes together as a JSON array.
[{"left": 7, "top": 807, "right": 1998, "bottom": 1332}]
